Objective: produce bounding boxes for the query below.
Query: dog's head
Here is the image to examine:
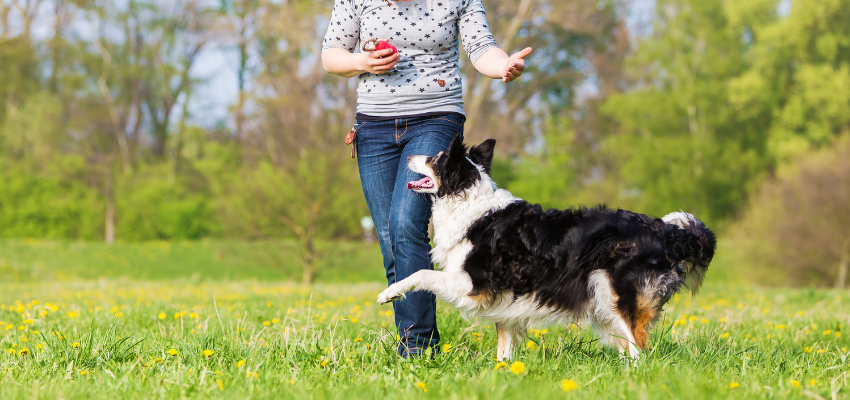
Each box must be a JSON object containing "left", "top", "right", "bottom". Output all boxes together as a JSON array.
[{"left": 407, "top": 135, "right": 496, "bottom": 197}]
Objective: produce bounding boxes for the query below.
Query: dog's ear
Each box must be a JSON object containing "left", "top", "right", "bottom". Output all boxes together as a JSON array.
[
  {"left": 469, "top": 139, "right": 496, "bottom": 174},
  {"left": 446, "top": 134, "right": 467, "bottom": 163}
]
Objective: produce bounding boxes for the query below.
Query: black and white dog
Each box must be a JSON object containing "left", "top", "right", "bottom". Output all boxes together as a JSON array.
[{"left": 377, "top": 136, "right": 716, "bottom": 360}]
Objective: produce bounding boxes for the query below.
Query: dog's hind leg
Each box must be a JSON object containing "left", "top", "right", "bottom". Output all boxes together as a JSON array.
[{"left": 377, "top": 271, "right": 474, "bottom": 306}]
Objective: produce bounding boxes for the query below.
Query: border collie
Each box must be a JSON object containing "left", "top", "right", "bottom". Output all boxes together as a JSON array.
[{"left": 376, "top": 136, "right": 716, "bottom": 359}]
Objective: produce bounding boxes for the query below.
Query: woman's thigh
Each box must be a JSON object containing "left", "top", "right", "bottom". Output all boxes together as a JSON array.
[
  {"left": 389, "top": 115, "right": 465, "bottom": 254},
  {"left": 355, "top": 119, "right": 401, "bottom": 263}
]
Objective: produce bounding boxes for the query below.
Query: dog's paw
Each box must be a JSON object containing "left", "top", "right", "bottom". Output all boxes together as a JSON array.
[{"left": 377, "top": 286, "right": 403, "bottom": 304}]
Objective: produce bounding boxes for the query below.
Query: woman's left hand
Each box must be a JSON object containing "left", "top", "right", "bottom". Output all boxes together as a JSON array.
[{"left": 503, "top": 47, "right": 533, "bottom": 82}]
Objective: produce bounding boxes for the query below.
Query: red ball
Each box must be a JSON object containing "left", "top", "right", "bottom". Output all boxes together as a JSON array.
[{"left": 375, "top": 40, "right": 398, "bottom": 55}]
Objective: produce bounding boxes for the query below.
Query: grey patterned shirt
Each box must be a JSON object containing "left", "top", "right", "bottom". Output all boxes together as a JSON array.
[{"left": 322, "top": 0, "right": 498, "bottom": 117}]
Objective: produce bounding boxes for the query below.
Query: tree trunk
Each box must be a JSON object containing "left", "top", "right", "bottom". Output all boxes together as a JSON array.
[
  {"left": 105, "top": 169, "right": 116, "bottom": 244},
  {"left": 837, "top": 240, "right": 849, "bottom": 289},
  {"left": 301, "top": 235, "right": 314, "bottom": 286}
]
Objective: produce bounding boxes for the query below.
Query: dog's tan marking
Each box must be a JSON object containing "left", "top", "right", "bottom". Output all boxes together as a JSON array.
[
  {"left": 468, "top": 290, "right": 494, "bottom": 305},
  {"left": 629, "top": 294, "right": 660, "bottom": 350}
]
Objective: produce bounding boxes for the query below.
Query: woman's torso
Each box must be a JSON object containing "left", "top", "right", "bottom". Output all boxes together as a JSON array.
[{"left": 323, "top": 0, "right": 496, "bottom": 117}]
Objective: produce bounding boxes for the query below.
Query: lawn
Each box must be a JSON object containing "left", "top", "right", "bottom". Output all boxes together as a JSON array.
[{"left": 0, "top": 239, "right": 848, "bottom": 399}]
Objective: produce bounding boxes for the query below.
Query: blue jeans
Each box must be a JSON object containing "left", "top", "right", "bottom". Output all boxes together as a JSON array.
[{"left": 355, "top": 114, "right": 465, "bottom": 356}]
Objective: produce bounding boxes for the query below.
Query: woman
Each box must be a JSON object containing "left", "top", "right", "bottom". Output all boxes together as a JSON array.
[{"left": 321, "top": 0, "right": 531, "bottom": 357}]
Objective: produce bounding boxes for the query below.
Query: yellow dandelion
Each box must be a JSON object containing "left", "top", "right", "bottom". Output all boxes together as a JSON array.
[
  {"left": 804, "top": 347, "right": 812, "bottom": 353},
  {"left": 67, "top": 311, "right": 78, "bottom": 319},
  {"left": 728, "top": 382, "right": 740, "bottom": 389},
  {"left": 217, "top": 379, "right": 224, "bottom": 391},
  {"left": 238, "top": 359, "right": 245, "bottom": 368},
  {"left": 816, "top": 349, "right": 824, "bottom": 354},
  {"left": 720, "top": 317, "right": 726, "bottom": 323},
  {"left": 168, "top": 348, "right": 178, "bottom": 356},
  {"left": 36, "top": 344, "right": 43, "bottom": 350},
  {"left": 495, "top": 361, "right": 507, "bottom": 370},
  {"left": 790, "top": 380, "right": 800, "bottom": 388},
  {"left": 776, "top": 324, "right": 786, "bottom": 330},
  {"left": 442, "top": 343, "right": 452, "bottom": 353},
  {"left": 415, "top": 382, "right": 427, "bottom": 392},
  {"left": 72, "top": 342, "right": 80, "bottom": 349},
  {"left": 189, "top": 312, "right": 198, "bottom": 319},
  {"left": 796, "top": 311, "right": 805, "bottom": 317},
  {"left": 824, "top": 330, "right": 832, "bottom": 335},
  {"left": 174, "top": 312, "right": 181, "bottom": 319},
  {"left": 203, "top": 349, "right": 214, "bottom": 357},
  {"left": 810, "top": 379, "right": 816, "bottom": 387},
  {"left": 510, "top": 361, "right": 525, "bottom": 374},
  {"left": 79, "top": 370, "right": 87, "bottom": 376},
  {"left": 272, "top": 319, "right": 280, "bottom": 324},
  {"left": 354, "top": 338, "right": 363, "bottom": 342},
  {"left": 842, "top": 347, "right": 847, "bottom": 353},
  {"left": 22, "top": 319, "right": 34, "bottom": 325},
  {"left": 320, "top": 358, "right": 330, "bottom": 367},
  {"left": 836, "top": 332, "right": 841, "bottom": 338},
  {"left": 266, "top": 301, "right": 273, "bottom": 308},
  {"left": 526, "top": 340, "right": 536, "bottom": 350},
  {"left": 721, "top": 333, "right": 730, "bottom": 339},
  {"left": 560, "top": 379, "right": 579, "bottom": 392},
  {"left": 701, "top": 318, "right": 708, "bottom": 324},
  {"left": 263, "top": 321, "right": 270, "bottom": 326},
  {"left": 689, "top": 316, "right": 697, "bottom": 322},
  {"left": 158, "top": 313, "right": 166, "bottom": 320},
  {"left": 18, "top": 348, "right": 29, "bottom": 356}
]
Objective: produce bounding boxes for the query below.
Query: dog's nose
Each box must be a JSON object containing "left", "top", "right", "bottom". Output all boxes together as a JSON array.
[{"left": 407, "top": 155, "right": 414, "bottom": 162}]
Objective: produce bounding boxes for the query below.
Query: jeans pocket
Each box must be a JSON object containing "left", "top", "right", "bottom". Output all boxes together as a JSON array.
[{"left": 430, "top": 114, "right": 465, "bottom": 128}]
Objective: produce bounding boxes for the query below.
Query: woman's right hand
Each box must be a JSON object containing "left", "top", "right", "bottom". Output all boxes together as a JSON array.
[{"left": 359, "top": 48, "right": 400, "bottom": 75}]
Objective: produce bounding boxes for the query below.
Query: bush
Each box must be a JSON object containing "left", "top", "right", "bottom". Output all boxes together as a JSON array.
[{"left": 731, "top": 136, "right": 850, "bottom": 287}]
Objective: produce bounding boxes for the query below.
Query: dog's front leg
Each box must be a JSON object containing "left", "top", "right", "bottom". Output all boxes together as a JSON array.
[
  {"left": 496, "top": 324, "right": 521, "bottom": 361},
  {"left": 377, "top": 270, "right": 472, "bottom": 304}
]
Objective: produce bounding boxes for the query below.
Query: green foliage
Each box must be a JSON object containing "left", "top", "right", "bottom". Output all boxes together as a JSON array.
[
  {"left": 727, "top": 0, "right": 850, "bottom": 160},
  {"left": 497, "top": 116, "right": 581, "bottom": 209},
  {"left": 0, "top": 164, "right": 102, "bottom": 240},
  {"left": 597, "top": 0, "right": 769, "bottom": 227},
  {"left": 116, "top": 166, "right": 217, "bottom": 241}
]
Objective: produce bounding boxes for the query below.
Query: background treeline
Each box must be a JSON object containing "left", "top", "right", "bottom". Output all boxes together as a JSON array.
[{"left": 1, "top": 0, "right": 848, "bottom": 286}]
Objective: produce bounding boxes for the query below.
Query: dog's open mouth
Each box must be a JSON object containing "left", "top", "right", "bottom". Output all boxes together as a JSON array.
[{"left": 407, "top": 177, "right": 434, "bottom": 190}]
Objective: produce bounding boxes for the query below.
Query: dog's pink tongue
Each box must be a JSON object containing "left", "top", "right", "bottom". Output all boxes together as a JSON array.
[{"left": 407, "top": 177, "right": 431, "bottom": 189}]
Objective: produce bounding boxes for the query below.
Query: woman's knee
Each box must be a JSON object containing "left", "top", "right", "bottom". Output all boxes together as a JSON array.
[{"left": 389, "top": 209, "right": 430, "bottom": 244}]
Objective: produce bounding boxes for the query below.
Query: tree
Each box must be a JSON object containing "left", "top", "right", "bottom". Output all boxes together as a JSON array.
[{"left": 597, "top": 0, "right": 768, "bottom": 226}]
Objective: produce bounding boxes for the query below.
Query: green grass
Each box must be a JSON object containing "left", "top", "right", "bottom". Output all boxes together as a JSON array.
[{"left": 0, "top": 239, "right": 848, "bottom": 399}]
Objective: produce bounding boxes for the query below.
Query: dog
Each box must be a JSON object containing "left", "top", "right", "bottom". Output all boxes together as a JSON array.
[{"left": 376, "top": 136, "right": 716, "bottom": 360}]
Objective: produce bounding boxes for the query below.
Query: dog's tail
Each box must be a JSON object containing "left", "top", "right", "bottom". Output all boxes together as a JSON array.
[{"left": 662, "top": 211, "right": 717, "bottom": 294}]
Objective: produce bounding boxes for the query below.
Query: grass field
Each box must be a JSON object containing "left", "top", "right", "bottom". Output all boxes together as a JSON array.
[{"left": 1, "top": 239, "right": 848, "bottom": 399}]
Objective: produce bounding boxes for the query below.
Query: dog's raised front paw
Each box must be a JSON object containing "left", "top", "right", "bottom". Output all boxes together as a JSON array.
[{"left": 377, "top": 286, "right": 403, "bottom": 304}]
